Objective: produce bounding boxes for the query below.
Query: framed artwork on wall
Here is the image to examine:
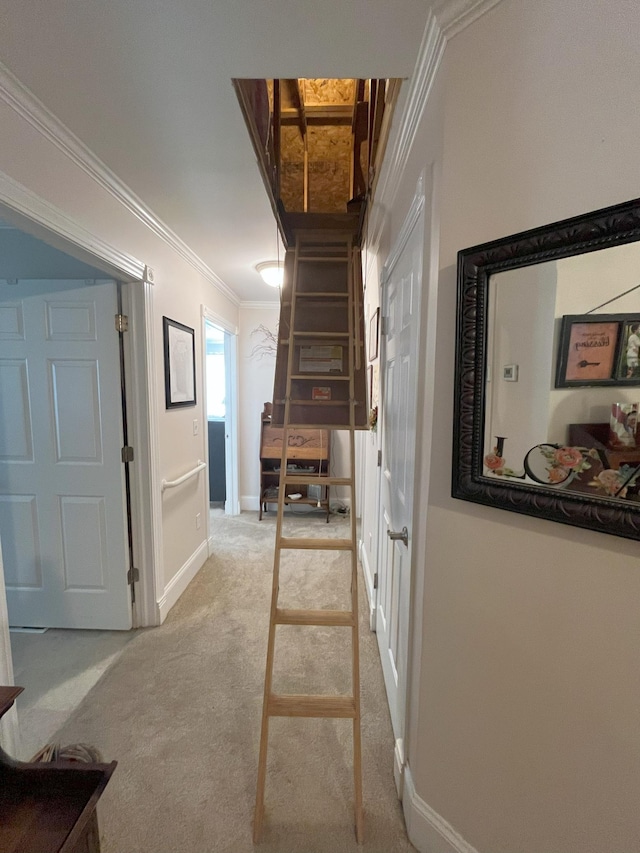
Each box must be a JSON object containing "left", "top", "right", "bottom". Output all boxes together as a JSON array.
[
  {"left": 555, "top": 313, "right": 640, "bottom": 387},
  {"left": 555, "top": 314, "right": 622, "bottom": 387},
  {"left": 163, "top": 316, "right": 196, "bottom": 408},
  {"left": 615, "top": 319, "right": 640, "bottom": 382}
]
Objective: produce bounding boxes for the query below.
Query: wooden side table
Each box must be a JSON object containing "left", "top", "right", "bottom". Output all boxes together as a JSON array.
[{"left": 0, "top": 686, "right": 116, "bottom": 853}]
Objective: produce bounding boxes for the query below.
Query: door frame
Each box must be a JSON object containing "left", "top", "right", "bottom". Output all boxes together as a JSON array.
[
  {"left": 0, "top": 177, "right": 161, "bottom": 749},
  {"left": 375, "top": 172, "right": 429, "bottom": 795},
  {"left": 201, "top": 306, "right": 240, "bottom": 548}
]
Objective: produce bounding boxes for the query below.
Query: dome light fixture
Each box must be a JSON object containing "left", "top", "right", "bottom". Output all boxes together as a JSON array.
[{"left": 255, "top": 260, "right": 284, "bottom": 288}]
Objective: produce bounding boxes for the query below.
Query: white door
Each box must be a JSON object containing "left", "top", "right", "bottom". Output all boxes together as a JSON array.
[
  {"left": 0, "top": 279, "right": 131, "bottom": 630},
  {"left": 376, "top": 205, "right": 423, "bottom": 778}
]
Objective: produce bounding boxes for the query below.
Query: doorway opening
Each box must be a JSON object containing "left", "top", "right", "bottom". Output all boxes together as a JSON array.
[
  {"left": 205, "top": 322, "right": 227, "bottom": 518},
  {"left": 203, "top": 313, "right": 239, "bottom": 530},
  {"left": 0, "top": 206, "right": 144, "bottom": 758}
]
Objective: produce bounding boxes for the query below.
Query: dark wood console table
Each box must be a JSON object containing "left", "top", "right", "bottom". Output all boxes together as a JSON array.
[
  {"left": 568, "top": 422, "right": 640, "bottom": 469},
  {"left": 0, "top": 686, "right": 116, "bottom": 853}
]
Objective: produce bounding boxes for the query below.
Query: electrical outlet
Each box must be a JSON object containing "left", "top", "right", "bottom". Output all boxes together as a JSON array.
[
  {"left": 195, "top": 513, "right": 201, "bottom": 529},
  {"left": 193, "top": 419, "right": 199, "bottom": 435}
]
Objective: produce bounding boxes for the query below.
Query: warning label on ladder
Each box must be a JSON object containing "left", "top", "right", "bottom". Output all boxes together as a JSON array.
[{"left": 299, "top": 345, "right": 343, "bottom": 373}]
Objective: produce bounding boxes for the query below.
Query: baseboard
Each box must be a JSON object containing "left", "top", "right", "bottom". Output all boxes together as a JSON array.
[
  {"left": 225, "top": 498, "right": 241, "bottom": 516},
  {"left": 402, "top": 766, "right": 479, "bottom": 853},
  {"left": 157, "top": 540, "right": 208, "bottom": 623},
  {"left": 394, "top": 738, "right": 405, "bottom": 798},
  {"left": 358, "top": 540, "right": 377, "bottom": 629}
]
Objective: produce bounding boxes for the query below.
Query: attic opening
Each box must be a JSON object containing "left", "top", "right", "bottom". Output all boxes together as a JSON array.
[{"left": 233, "top": 78, "right": 401, "bottom": 247}]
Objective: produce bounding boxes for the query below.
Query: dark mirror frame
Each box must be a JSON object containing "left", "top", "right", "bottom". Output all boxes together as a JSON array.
[{"left": 452, "top": 197, "right": 640, "bottom": 541}]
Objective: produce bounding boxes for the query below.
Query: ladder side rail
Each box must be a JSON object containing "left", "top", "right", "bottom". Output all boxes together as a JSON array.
[
  {"left": 254, "top": 237, "right": 303, "bottom": 841},
  {"left": 346, "top": 239, "right": 364, "bottom": 841}
]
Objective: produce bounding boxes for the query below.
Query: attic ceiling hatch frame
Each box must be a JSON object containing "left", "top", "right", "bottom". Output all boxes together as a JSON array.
[{"left": 233, "top": 77, "right": 401, "bottom": 249}]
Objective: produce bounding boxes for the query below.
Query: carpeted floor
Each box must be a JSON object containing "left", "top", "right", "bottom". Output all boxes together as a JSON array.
[{"left": 53, "top": 511, "right": 417, "bottom": 853}]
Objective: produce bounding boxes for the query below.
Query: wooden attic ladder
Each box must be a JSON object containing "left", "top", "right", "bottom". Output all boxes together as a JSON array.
[{"left": 253, "top": 225, "right": 368, "bottom": 843}]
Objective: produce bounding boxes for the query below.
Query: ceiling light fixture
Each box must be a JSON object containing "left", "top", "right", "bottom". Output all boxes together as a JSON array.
[{"left": 255, "top": 260, "right": 284, "bottom": 288}]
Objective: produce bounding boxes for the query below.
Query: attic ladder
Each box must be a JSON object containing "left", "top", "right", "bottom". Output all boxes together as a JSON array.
[{"left": 253, "top": 228, "right": 367, "bottom": 843}]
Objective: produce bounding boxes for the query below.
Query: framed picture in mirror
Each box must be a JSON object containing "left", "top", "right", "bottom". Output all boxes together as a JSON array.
[
  {"left": 615, "top": 319, "right": 640, "bottom": 382},
  {"left": 555, "top": 314, "right": 622, "bottom": 386}
]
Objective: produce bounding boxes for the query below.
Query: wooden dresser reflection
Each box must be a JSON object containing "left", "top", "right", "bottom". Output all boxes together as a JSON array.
[{"left": 568, "top": 422, "right": 640, "bottom": 469}]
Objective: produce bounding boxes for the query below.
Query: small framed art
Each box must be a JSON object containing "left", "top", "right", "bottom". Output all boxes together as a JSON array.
[
  {"left": 555, "top": 314, "right": 623, "bottom": 387},
  {"left": 163, "top": 316, "right": 196, "bottom": 408}
]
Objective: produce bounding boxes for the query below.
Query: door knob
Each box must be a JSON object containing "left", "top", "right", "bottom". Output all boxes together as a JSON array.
[{"left": 387, "top": 526, "right": 409, "bottom": 547}]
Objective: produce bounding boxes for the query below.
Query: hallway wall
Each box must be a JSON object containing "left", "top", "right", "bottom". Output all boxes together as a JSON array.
[
  {"left": 238, "top": 304, "right": 280, "bottom": 509},
  {"left": 0, "top": 96, "right": 240, "bottom": 617},
  {"left": 367, "top": 1, "right": 640, "bottom": 851}
]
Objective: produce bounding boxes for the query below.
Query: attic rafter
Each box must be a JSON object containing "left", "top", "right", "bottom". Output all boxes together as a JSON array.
[{"left": 281, "top": 79, "right": 307, "bottom": 142}]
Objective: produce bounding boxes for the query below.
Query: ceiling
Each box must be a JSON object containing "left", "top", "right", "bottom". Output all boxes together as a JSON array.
[{"left": 0, "top": 0, "right": 431, "bottom": 302}]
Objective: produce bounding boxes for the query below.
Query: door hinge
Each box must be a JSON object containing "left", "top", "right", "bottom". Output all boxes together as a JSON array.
[
  {"left": 380, "top": 314, "right": 387, "bottom": 335},
  {"left": 127, "top": 566, "right": 140, "bottom": 584},
  {"left": 121, "top": 446, "right": 134, "bottom": 463},
  {"left": 377, "top": 449, "right": 382, "bottom": 467},
  {"left": 373, "top": 572, "right": 378, "bottom": 590},
  {"left": 115, "top": 313, "right": 129, "bottom": 333}
]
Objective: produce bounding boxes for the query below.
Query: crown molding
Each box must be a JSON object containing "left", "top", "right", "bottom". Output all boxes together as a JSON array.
[
  {"left": 0, "top": 171, "right": 146, "bottom": 281},
  {"left": 240, "top": 300, "right": 280, "bottom": 310},
  {"left": 368, "top": 12, "right": 443, "bottom": 250},
  {"left": 0, "top": 60, "right": 240, "bottom": 306},
  {"left": 435, "top": 0, "right": 503, "bottom": 38},
  {"left": 368, "top": 0, "right": 504, "bottom": 254}
]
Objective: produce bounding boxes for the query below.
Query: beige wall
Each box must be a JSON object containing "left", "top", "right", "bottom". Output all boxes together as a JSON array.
[
  {"left": 0, "top": 96, "right": 239, "bottom": 603},
  {"left": 238, "top": 305, "right": 280, "bottom": 509},
  {"left": 369, "top": 1, "right": 640, "bottom": 851}
]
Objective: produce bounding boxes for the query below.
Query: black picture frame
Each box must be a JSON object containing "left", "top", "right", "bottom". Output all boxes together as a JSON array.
[
  {"left": 615, "top": 318, "right": 640, "bottom": 382},
  {"left": 163, "top": 316, "right": 196, "bottom": 409},
  {"left": 452, "top": 196, "right": 640, "bottom": 541},
  {"left": 555, "top": 314, "right": 627, "bottom": 387}
]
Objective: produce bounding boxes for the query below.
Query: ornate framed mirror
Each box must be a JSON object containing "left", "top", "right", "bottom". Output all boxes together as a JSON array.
[{"left": 452, "top": 197, "right": 640, "bottom": 540}]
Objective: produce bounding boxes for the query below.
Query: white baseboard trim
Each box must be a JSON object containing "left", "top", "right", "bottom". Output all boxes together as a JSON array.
[
  {"left": 359, "top": 540, "right": 377, "bottom": 628},
  {"left": 157, "top": 540, "right": 208, "bottom": 623},
  {"left": 394, "top": 738, "right": 405, "bottom": 798},
  {"left": 225, "top": 499, "right": 241, "bottom": 516},
  {"left": 402, "top": 766, "right": 479, "bottom": 853}
]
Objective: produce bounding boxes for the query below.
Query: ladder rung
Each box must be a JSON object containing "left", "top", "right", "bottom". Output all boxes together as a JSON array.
[
  {"left": 283, "top": 475, "right": 352, "bottom": 486},
  {"left": 280, "top": 423, "right": 361, "bottom": 430},
  {"left": 279, "top": 537, "right": 353, "bottom": 551},
  {"left": 289, "top": 399, "right": 348, "bottom": 406},
  {"left": 294, "top": 292, "right": 349, "bottom": 299},
  {"left": 297, "top": 255, "right": 349, "bottom": 262},
  {"left": 290, "top": 374, "right": 350, "bottom": 380},
  {"left": 292, "top": 331, "right": 350, "bottom": 338},
  {"left": 268, "top": 694, "right": 356, "bottom": 719},
  {"left": 275, "top": 608, "right": 355, "bottom": 627}
]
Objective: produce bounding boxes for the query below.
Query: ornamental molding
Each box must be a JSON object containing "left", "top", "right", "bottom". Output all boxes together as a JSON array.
[
  {"left": 0, "top": 60, "right": 240, "bottom": 306},
  {"left": 367, "top": 0, "right": 504, "bottom": 255}
]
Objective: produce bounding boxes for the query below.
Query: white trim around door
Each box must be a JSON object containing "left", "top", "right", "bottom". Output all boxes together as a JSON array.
[
  {"left": 0, "top": 182, "right": 160, "bottom": 631},
  {"left": 201, "top": 306, "right": 240, "bottom": 555}
]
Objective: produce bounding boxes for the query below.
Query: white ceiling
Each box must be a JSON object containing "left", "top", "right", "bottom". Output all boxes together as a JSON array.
[{"left": 0, "top": 0, "right": 431, "bottom": 302}]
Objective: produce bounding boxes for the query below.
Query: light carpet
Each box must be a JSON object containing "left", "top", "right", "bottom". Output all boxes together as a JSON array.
[{"left": 53, "top": 510, "right": 417, "bottom": 853}]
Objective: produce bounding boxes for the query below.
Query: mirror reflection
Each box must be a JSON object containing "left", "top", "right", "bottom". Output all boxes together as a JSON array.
[{"left": 484, "top": 242, "right": 640, "bottom": 503}]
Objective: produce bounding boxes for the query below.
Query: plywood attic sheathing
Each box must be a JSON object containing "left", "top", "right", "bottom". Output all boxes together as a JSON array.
[{"left": 249, "top": 77, "right": 394, "bottom": 222}]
